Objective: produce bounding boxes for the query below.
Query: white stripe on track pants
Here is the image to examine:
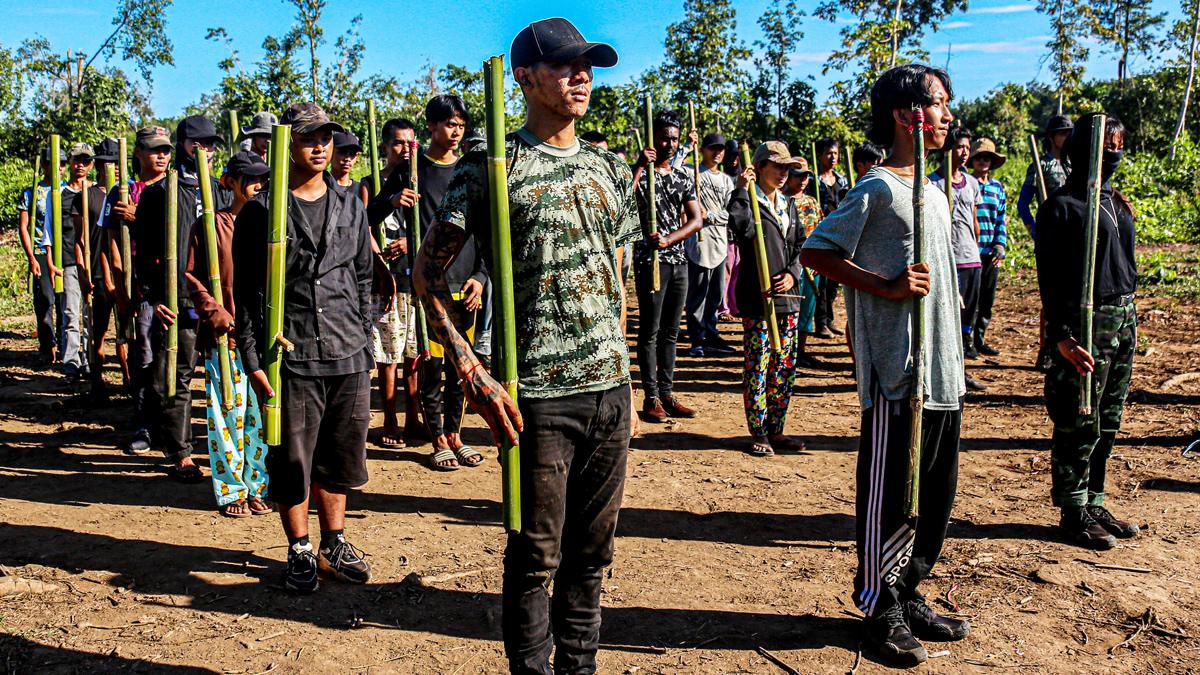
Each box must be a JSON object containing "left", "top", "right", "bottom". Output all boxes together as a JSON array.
[{"left": 853, "top": 382, "right": 962, "bottom": 618}]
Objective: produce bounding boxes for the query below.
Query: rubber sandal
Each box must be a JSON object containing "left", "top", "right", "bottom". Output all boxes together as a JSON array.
[
  {"left": 453, "top": 445, "right": 485, "bottom": 468},
  {"left": 429, "top": 447, "right": 460, "bottom": 471},
  {"left": 379, "top": 432, "right": 405, "bottom": 449},
  {"left": 769, "top": 436, "right": 807, "bottom": 453},
  {"left": 749, "top": 437, "right": 775, "bottom": 457},
  {"left": 221, "top": 500, "right": 251, "bottom": 518},
  {"left": 248, "top": 498, "right": 272, "bottom": 516},
  {"left": 169, "top": 464, "right": 205, "bottom": 483}
]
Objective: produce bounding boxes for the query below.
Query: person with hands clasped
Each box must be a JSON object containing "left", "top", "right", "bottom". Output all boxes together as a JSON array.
[{"left": 727, "top": 141, "right": 811, "bottom": 457}]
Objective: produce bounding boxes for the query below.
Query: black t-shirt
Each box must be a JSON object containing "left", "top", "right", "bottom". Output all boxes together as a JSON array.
[
  {"left": 295, "top": 191, "right": 329, "bottom": 250},
  {"left": 415, "top": 153, "right": 485, "bottom": 288},
  {"left": 71, "top": 184, "right": 108, "bottom": 280},
  {"left": 58, "top": 186, "right": 80, "bottom": 268}
]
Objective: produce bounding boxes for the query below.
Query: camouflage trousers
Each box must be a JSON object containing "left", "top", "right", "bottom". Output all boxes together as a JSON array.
[{"left": 1044, "top": 300, "right": 1136, "bottom": 508}]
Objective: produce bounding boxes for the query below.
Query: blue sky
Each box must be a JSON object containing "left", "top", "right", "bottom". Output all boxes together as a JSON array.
[{"left": 4, "top": 0, "right": 1188, "bottom": 117}]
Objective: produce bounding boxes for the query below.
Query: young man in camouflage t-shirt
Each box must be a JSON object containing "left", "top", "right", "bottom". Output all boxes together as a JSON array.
[
  {"left": 412, "top": 18, "right": 640, "bottom": 674},
  {"left": 631, "top": 109, "right": 702, "bottom": 423}
]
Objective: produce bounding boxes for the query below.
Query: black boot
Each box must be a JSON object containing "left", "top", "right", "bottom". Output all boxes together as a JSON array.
[
  {"left": 864, "top": 604, "right": 928, "bottom": 666},
  {"left": 1087, "top": 505, "right": 1140, "bottom": 538},
  {"left": 1060, "top": 507, "right": 1116, "bottom": 550},
  {"left": 975, "top": 328, "right": 1000, "bottom": 356},
  {"left": 905, "top": 597, "right": 971, "bottom": 641}
]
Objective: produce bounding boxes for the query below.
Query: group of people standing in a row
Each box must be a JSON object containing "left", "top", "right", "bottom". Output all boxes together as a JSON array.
[{"left": 14, "top": 15, "right": 1148, "bottom": 672}]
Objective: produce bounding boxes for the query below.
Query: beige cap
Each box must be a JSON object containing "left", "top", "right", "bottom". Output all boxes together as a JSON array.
[
  {"left": 752, "top": 140, "right": 804, "bottom": 167},
  {"left": 970, "top": 138, "right": 1007, "bottom": 168}
]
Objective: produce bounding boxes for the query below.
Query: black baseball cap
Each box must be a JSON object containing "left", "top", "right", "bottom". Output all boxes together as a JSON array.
[
  {"left": 280, "top": 102, "right": 345, "bottom": 135},
  {"left": 225, "top": 151, "right": 270, "bottom": 179},
  {"left": 1043, "top": 115, "right": 1073, "bottom": 136},
  {"left": 510, "top": 18, "right": 617, "bottom": 71},
  {"left": 333, "top": 131, "right": 362, "bottom": 153},
  {"left": 177, "top": 115, "right": 224, "bottom": 145},
  {"left": 702, "top": 132, "right": 727, "bottom": 149},
  {"left": 93, "top": 138, "right": 120, "bottom": 162}
]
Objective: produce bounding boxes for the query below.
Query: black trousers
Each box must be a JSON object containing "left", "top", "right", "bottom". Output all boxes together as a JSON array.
[
  {"left": 975, "top": 253, "right": 1000, "bottom": 344},
  {"left": 956, "top": 267, "right": 981, "bottom": 342},
  {"left": 503, "top": 385, "right": 630, "bottom": 675},
  {"left": 32, "top": 252, "right": 57, "bottom": 356},
  {"left": 813, "top": 274, "right": 840, "bottom": 331},
  {"left": 150, "top": 312, "right": 199, "bottom": 461},
  {"left": 853, "top": 384, "right": 962, "bottom": 618},
  {"left": 634, "top": 259, "right": 687, "bottom": 399}
]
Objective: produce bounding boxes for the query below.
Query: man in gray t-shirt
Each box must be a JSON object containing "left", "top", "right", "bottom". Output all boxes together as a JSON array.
[{"left": 801, "top": 64, "right": 970, "bottom": 667}]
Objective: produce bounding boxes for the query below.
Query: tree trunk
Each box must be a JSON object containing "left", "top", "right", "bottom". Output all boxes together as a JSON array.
[
  {"left": 890, "top": 0, "right": 905, "bottom": 68},
  {"left": 1171, "top": 0, "right": 1200, "bottom": 158},
  {"left": 309, "top": 36, "right": 319, "bottom": 102}
]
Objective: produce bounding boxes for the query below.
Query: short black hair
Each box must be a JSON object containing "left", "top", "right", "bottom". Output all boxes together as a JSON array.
[
  {"left": 653, "top": 110, "right": 683, "bottom": 136},
  {"left": 381, "top": 118, "right": 416, "bottom": 140},
  {"left": 852, "top": 142, "right": 885, "bottom": 166},
  {"left": 425, "top": 95, "right": 470, "bottom": 126},
  {"left": 580, "top": 130, "right": 607, "bottom": 144},
  {"left": 948, "top": 126, "right": 972, "bottom": 147},
  {"left": 815, "top": 137, "right": 839, "bottom": 155},
  {"left": 868, "top": 64, "right": 954, "bottom": 147}
]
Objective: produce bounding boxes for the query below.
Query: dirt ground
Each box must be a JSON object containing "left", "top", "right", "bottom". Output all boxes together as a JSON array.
[{"left": 1, "top": 268, "right": 1198, "bottom": 674}]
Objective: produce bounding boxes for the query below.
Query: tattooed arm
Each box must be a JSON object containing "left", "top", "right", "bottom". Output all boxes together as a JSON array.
[{"left": 413, "top": 220, "right": 522, "bottom": 446}]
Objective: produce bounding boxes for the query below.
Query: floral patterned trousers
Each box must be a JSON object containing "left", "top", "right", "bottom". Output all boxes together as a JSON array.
[
  {"left": 204, "top": 348, "right": 269, "bottom": 506},
  {"left": 742, "top": 313, "right": 801, "bottom": 438}
]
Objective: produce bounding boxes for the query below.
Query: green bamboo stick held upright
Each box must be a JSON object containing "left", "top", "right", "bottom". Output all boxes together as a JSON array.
[
  {"left": 688, "top": 100, "right": 704, "bottom": 242},
  {"left": 810, "top": 140, "right": 820, "bottom": 201},
  {"left": 1078, "top": 114, "right": 1107, "bottom": 416},
  {"left": 195, "top": 148, "right": 235, "bottom": 412},
  {"left": 118, "top": 138, "right": 132, "bottom": 303},
  {"left": 483, "top": 55, "right": 521, "bottom": 532},
  {"left": 1029, "top": 134, "right": 1049, "bottom": 204},
  {"left": 943, "top": 151, "right": 953, "bottom": 209},
  {"left": 49, "top": 134, "right": 64, "bottom": 294},
  {"left": 844, "top": 140, "right": 856, "bottom": 188},
  {"left": 740, "top": 144, "right": 781, "bottom": 351},
  {"left": 906, "top": 106, "right": 928, "bottom": 518},
  {"left": 165, "top": 169, "right": 179, "bottom": 399},
  {"left": 632, "top": 128, "right": 644, "bottom": 156},
  {"left": 367, "top": 99, "right": 383, "bottom": 247},
  {"left": 265, "top": 124, "right": 292, "bottom": 446},
  {"left": 103, "top": 163, "right": 116, "bottom": 191},
  {"left": 227, "top": 110, "right": 240, "bottom": 150},
  {"left": 409, "top": 139, "right": 430, "bottom": 360},
  {"left": 644, "top": 95, "right": 660, "bottom": 292}
]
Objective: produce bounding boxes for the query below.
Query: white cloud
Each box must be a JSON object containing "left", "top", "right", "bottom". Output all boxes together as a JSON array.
[
  {"left": 948, "top": 37, "right": 1050, "bottom": 54},
  {"left": 940, "top": 21, "right": 972, "bottom": 29},
  {"left": 971, "top": 3, "right": 1038, "bottom": 15}
]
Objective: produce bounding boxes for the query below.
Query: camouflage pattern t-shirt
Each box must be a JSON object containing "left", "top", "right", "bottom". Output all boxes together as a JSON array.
[
  {"left": 633, "top": 165, "right": 697, "bottom": 265},
  {"left": 437, "top": 127, "right": 641, "bottom": 399}
]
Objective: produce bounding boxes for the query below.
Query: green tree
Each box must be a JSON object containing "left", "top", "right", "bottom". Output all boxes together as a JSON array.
[
  {"left": 662, "top": 0, "right": 751, "bottom": 130},
  {"left": 754, "top": 0, "right": 805, "bottom": 138},
  {"left": 1087, "top": 0, "right": 1166, "bottom": 81},
  {"left": 286, "top": 0, "right": 326, "bottom": 103},
  {"left": 1038, "top": 0, "right": 1091, "bottom": 111}
]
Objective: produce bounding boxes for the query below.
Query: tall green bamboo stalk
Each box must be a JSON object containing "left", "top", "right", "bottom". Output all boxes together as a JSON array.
[
  {"left": 409, "top": 140, "right": 430, "bottom": 359},
  {"left": 367, "top": 100, "right": 383, "bottom": 247},
  {"left": 164, "top": 170, "right": 179, "bottom": 399},
  {"left": 688, "top": 100, "right": 704, "bottom": 242},
  {"left": 906, "top": 106, "right": 927, "bottom": 518},
  {"left": 810, "top": 141, "right": 820, "bottom": 201},
  {"left": 265, "top": 124, "right": 292, "bottom": 446},
  {"left": 644, "top": 96, "right": 660, "bottom": 292},
  {"left": 484, "top": 55, "right": 521, "bottom": 532},
  {"left": 943, "top": 151, "right": 953, "bottom": 210},
  {"left": 740, "top": 144, "right": 781, "bottom": 352},
  {"left": 103, "top": 163, "right": 116, "bottom": 191},
  {"left": 49, "top": 135, "right": 63, "bottom": 294},
  {"left": 844, "top": 141, "right": 856, "bottom": 187},
  {"left": 1078, "top": 114, "right": 1107, "bottom": 416},
  {"left": 195, "top": 148, "right": 234, "bottom": 412},
  {"left": 118, "top": 138, "right": 132, "bottom": 301},
  {"left": 227, "top": 110, "right": 240, "bottom": 150},
  {"left": 1029, "top": 134, "right": 1049, "bottom": 204}
]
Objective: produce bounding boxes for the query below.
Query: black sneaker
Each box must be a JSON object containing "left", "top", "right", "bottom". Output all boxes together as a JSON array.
[
  {"left": 1087, "top": 505, "right": 1140, "bottom": 538},
  {"left": 125, "top": 428, "right": 152, "bottom": 456},
  {"left": 796, "top": 353, "right": 824, "bottom": 369},
  {"left": 704, "top": 339, "right": 737, "bottom": 356},
  {"left": 865, "top": 604, "right": 928, "bottom": 666},
  {"left": 285, "top": 542, "right": 320, "bottom": 594},
  {"left": 976, "top": 341, "right": 1000, "bottom": 356},
  {"left": 965, "top": 375, "right": 989, "bottom": 391},
  {"left": 963, "top": 344, "right": 980, "bottom": 360},
  {"left": 319, "top": 536, "right": 371, "bottom": 584},
  {"left": 905, "top": 597, "right": 971, "bottom": 641},
  {"left": 1060, "top": 507, "right": 1116, "bottom": 550}
]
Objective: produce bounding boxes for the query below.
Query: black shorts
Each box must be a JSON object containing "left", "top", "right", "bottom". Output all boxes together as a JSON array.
[{"left": 268, "top": 369, "right": 371, "bottom": 506}]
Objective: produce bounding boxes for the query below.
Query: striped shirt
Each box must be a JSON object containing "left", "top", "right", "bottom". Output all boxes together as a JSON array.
[{"left": 976, "top": 176, "right": 1007, "bottom": 255}]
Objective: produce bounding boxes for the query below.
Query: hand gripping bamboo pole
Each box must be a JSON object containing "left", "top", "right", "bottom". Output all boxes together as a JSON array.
[
  {"left": 644, "top": 96, "right": 660, "bottom": 292},
  {"left": 1078, "top": 114, "right": 1107, "bottom": 416},
  {"left": 195, "top": 149, "right": 234, "bottom": 412},
  {"left": 688, "top": 100, "right": 704, "bottom": 242},
  {"left": 740, "top": 144, "right": 781, "bottom": 352},
  {"left": 484, "top": 55, "right": 521, "bottom": 532},
  {"left": 164, "top": 169, "right": 179, "bottom": 399},
  {"left": 1029, "top": 134, "right": 1049, "bottom": 204},
  {"left": 265, "top": 124, "right": 292, "bottom": 445},
  {"left": 49, "top": 134, "right": 64, "bottom": 294},
  {"left": 409, "top": 139, "right": 430, "bottom": 360},
  {"left": 906, "top": 106, "right": 928, "bottom": 518}
]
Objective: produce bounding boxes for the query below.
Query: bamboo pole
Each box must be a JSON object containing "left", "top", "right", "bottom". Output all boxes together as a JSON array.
[
  {"left": 409, "top": 139, "right": 430, "bottom": 360},
  {"left": 1078, "top": 114, "right": 1107, "bottom": 416},
  {"left": 49, "top": 135, "right": 64, "bottom": 294},
  {"left": 227, "top": 110, "right": 240, "bottom": 150},
  {"left": 117, "top": 138, "right": 132, "bottom": 302},
  {"left": 633, "top": 128, "right": 644, "bottom": 154},
  {"left": 1029, "top": 134, "right": 1049, "bottom": 204},
  {"left": 739, "top": 144, "right": 781, "bottom": 352},
  {"left": 906, "top": 106, "right": 928, "bottom": 518},
  {"left": 265, "top": 124, "right": 292, "bottom": 446},
  {"left": 844, "top": 140, "right": 856, "bottom": 188},
  {"left": 644, "top": 96, "right": 660, "bottom": 292},
  {"left": 484, "top": 55, "right": 521, "bottom": 533},
  {"left": 943, "top": 150, "right": 953, "bottom": 210},
  {"left": 810, "top": 141, "right": 820, "bottom": 201},
  {"left": 195, "top": 149, "right": 234, "bottom": 412},
  {"left": 164, "top": 170, "right": 179, "bottom": 399},
  {"left": 367, "top": 99, "right": 384, "bottom": 247},
  {"left": 103, "top": 163, "right": 116, "bottom": 191},
  {"left": 688, "top": 100, "right": 704, "bottom": 242}
]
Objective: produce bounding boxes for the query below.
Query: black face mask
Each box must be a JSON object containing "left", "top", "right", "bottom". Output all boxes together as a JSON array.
[{"left": 1101, "top": 149, "right": 1123, "bottom": 182}]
